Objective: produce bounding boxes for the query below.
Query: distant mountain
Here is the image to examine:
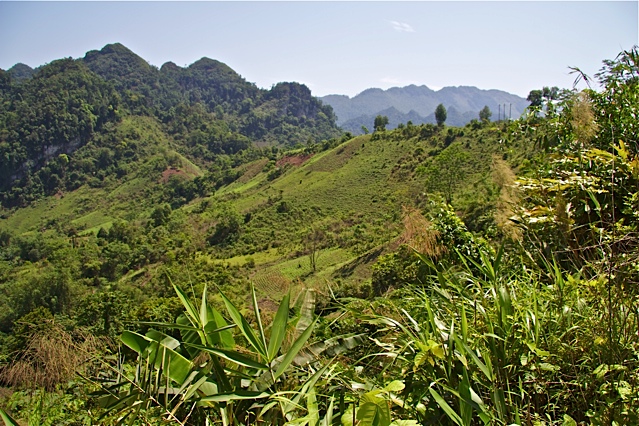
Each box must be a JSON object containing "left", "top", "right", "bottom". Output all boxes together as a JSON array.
[
  {"left": 320, "top": 84, "right": 528, "bottom": 133},
  {"left": 340, "top": 106, "right": 480, "bottom": 134}
]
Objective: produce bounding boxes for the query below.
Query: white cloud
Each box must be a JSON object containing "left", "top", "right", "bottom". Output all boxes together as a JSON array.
[{"left": 390, "top": 21, "right": 415, "bottom": 33}]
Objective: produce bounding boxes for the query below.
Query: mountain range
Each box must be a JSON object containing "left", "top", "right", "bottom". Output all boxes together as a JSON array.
[
  {"left": 320, "top": 85, "right": 529, "bottom": 133},
  {"left": 1, "top": 42, "right": 532, "bottom": 207}
]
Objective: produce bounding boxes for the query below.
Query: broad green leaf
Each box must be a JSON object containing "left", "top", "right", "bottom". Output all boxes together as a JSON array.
[
  {"left": 356, "top": 402, "right": 382, "bottom": 426},
  {"left": 384, "top": 380, "right": 405, "bottom": 393},
  {"left": 341, "top": 406, "right": 355, "bottom": 426},
  {"left": 185, "top": 342, "right": 268, "bottom": 370},
  {"left": 617, "top": 380, "right": 633, "bottom": 400},
  {"left": 594, "top": 364, "right": 609, "bottom": 378},
  {"left": 199, "top": 284, "right": 208, "bottom": 327},
  {"left": 0, "top": 408, "right": 20, "bottom": 426},
  {"left": 430, "top": 342, "right": 445, "bottom": 360},
  {"left": 614, "top": 140, "right": 628, "bottom": 161},
  {"left": 181, "top": 374, "right": 211, "bottom": 402},
  {"left": 251, "top": 284, "right": 269, "bottom": 356},
  {"left": 220, "top": 290, "right": 266, "bottom": 357},
  {"left": 122, "top": 330, "right": 193, "bottom": 385},
  {"left": 414, "top": 351, "right": 429, "bottom": 369},
  {"left": 358, "top": 391, "right": 391, "bottom": 426},
  {"left": 177, "top": 314, "right": 202, "bottom": 358},
  {"left": 121, "top": 330, "right": 151, "bottom": 355},
  {"left": 150, "top": 343, "right": 194, "bottom": 385},
  {"left": 268, "top": 291, "right": 290, "bottom": 361},
  {"left": 274, "top": 318, "right": 317, "bottom": 380},
  {"left": 172, "top": 280, "right": 199, "bottom": 326},
  {"left": 295, "top": 289, "right": 316, "bottom": 338},
  {"left": 208, "top": 307, "right": 235, "bottom": 349},
  {"left": 429, "top": 387, "right": 463, "bottom": 426},
  {"left": 457, "top": 339, "right": 493, "bottom": 382},
  {"left": 307, "top": 387, "right": 319, "bottom": 426},
  {"left": 539, "top": 362, "right": 560, "bottom": 372},
  {"left": 146, "top": 329, "right": 180, "bottom": 350},
  {"left": 562, "top": 414, "right": 578, "bottom": 426}
]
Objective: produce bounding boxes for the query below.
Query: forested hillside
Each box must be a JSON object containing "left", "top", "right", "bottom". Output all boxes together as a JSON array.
[
  {"left": 0, "top": 46, "right": 637, "bottom": 425},
  {"left": 0, "top": 43, "right": 340, "bottom": 207}
]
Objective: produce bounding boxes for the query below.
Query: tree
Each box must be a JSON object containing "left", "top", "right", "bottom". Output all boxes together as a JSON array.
[
  {"left": 479, "top": 105, "right": 492, "bottom": 122},
  {"left": 435, "top": 104, "right": 447, "bottom": 126},
  {"left": 528, "top": 87, "right": 559, "bottom": 108},
  {"left": 208, "top": 207, "right": 242, "bottom": 246},
  {"left": 527, "top": 89, "right": 543, "bottom": 107},
  {"left": 374, "top": 115, "right": 389, "bottom": 132},
  {"left": 422, "top": 144, "right": 470, "bottom": 204},
  {"left": 304, "top": 227, "right": 329, "bottom": 272},
  {"left": 542, "top": 86, "right": 559, "bottom": 101}
]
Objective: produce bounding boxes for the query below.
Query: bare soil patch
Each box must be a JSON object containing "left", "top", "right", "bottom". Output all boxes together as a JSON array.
[
  {"left": 160, "top": 167, "right": 188, "bottom": 183},
  {"left": 276, "top": 154, "right": 313, "bottom": 168}
]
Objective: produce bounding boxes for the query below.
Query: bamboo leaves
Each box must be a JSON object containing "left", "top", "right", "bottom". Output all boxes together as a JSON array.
[{"left": 89, "top": 281, "right": 330, "bottom": 425}]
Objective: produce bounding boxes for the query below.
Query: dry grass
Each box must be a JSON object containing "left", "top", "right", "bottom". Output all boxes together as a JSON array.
[
  {"left": 571, "top": 92, "right": 598, "bottom": 146},
  {"left": 492, "top": 156, "right": 522, "bottom": 241},
  {"left": 0, "top": 320, "right": 100, "bottom": 391},
  {"left": 398, "top": 206, "right": 444, "bottom": 257}
]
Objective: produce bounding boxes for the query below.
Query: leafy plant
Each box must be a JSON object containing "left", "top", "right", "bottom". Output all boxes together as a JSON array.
[{"left": 89, "top": 279, "right": 331, "bottom": 424}]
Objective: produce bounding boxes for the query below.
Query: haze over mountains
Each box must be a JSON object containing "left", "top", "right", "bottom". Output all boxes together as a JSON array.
[{"left": 320, "top": 85, "right": 529, "bottom": 134}]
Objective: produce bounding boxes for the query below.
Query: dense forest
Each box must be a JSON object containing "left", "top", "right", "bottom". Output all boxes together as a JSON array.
[
  {"left": 0, "top": 43, "right": 340, "bottom": 208},
  {"left": 0, "top": 45, "right": 637, "bottom": 425}
]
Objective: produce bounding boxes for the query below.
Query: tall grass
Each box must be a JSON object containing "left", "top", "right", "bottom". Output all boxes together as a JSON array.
[{"left": 348, "top": 243, "right": 638, "bottom": 425}]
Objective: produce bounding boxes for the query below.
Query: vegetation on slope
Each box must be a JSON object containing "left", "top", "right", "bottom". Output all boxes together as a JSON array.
[{"left": 0, "top": 47, "right": 637, "bottom": 425}]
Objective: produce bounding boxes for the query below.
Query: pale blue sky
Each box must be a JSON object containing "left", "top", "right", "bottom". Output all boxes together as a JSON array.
[{"left": 0, "top": 1, "right": 636, "bottom": 98}]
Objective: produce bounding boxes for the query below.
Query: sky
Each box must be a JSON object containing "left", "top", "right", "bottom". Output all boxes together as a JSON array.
[{"left": 0, "top": 1, "right": 637, "bottom": 98}]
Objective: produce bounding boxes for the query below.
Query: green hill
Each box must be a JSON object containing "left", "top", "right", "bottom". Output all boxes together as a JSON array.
[
  {"left": 0, "top": 118, "right": 526, "bottom": 317},
  {"left": 0, "top": 43, "right": 340, "bottom": 208}
]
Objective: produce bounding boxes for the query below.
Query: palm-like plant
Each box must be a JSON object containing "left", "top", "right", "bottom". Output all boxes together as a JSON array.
[{"left": 90, "top": 280, "right": 321, "bottom": 425}]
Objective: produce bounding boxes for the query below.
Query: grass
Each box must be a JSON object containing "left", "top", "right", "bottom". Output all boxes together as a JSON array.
[
  {"left": 221, "top": 248, "right": 281, "bottom": 267},
  {"left": 0, "top": 186, "right": 108, "bottom": 235},
  {"left": 1, "top": 123, "right": 520, "bottom": 296}
]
